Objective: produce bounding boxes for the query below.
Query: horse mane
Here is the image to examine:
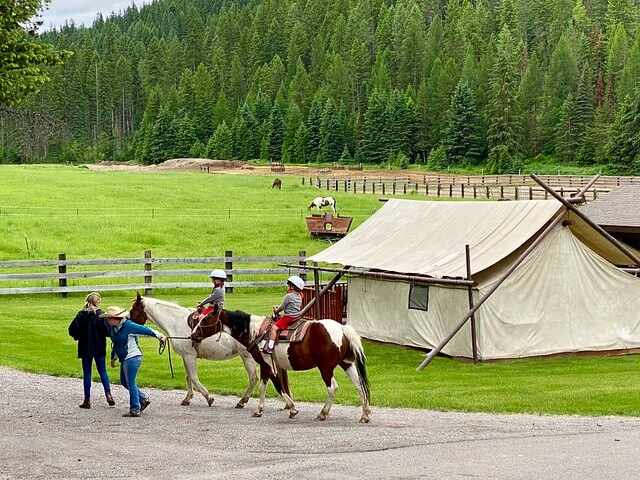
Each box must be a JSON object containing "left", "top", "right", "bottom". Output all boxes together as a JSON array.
[
  {"left": 142, "top": 296, "right": 191, "bottom": 313},
  {"left": 224, "top": 309, "right": 252, "bottom": 338}
]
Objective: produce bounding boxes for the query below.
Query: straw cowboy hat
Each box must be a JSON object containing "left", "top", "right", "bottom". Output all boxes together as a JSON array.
[{"left": 99, "top": 306, "right": 128, "bottom": 319}]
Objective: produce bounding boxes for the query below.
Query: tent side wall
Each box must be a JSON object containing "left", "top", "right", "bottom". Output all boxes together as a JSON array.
[
  {"left": 346, "top": 225, "right": 640, "bottom": 361},
  {"left": 476, "top": 225, "right": 640, "bottom": 359},
  {"left": 346, "top": 277, "right": 474, "bottom": 358}
]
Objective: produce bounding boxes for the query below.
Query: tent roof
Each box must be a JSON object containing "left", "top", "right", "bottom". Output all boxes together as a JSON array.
[{"left": 307, "top": 199, "right": 564, "bottom": 278}]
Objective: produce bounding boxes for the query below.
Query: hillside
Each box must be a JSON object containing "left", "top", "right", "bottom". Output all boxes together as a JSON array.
[{"left": 1, "top": 0, "right": 640, "bottom": 174}]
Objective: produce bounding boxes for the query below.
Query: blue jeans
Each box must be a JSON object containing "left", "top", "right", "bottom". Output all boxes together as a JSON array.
[
  {"left": 120, "top": 355, "right": 148, "bottom": 414},
  {"left": 81, "top": 356, "right": 111, "bottom": 400}
]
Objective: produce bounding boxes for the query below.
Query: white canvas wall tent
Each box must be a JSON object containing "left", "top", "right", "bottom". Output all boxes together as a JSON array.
[{"left": 306, "top": 198, "right": 640, "bottom": 361}]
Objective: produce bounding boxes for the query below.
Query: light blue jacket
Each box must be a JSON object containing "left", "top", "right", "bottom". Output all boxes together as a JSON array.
[{"left": 109, "top": 319, "right": 162, "bottom": 362}]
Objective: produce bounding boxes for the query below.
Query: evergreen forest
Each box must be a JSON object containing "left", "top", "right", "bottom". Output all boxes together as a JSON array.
[{"left": 2, "top": 0, "right": 640, "bottom": 174}]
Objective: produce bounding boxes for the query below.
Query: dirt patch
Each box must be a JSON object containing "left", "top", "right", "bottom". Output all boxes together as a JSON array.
[{"left": 85, "top": 158, "right": 413, "bottom": 179}]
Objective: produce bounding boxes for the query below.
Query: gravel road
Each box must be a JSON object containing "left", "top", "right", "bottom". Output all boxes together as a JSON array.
[{"left": 2, "top": 366, "right": 640, "bottom": 479}]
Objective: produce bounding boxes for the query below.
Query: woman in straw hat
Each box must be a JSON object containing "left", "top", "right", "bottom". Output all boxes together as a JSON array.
[
  {"left": 101, "top": 306, "right": 166, "bottom": 417},
  {"left": 68, "top": 292, "right": 115, "bottom": 409}
]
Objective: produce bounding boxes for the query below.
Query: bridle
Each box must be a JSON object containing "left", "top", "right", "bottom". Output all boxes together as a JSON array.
[{"left": 191, "top": 308, "right": 224, "bottom": 343}]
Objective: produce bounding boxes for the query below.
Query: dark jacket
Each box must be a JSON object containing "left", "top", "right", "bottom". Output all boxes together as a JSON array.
[{"left": 68, "top": 309, "right": 110, "bottom": 358}]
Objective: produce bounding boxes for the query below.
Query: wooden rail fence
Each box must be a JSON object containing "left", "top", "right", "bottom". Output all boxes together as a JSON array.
[
  {"left": 303, "top": 173, "right": 638, "bottom": 188},
  {"left": 0, "top": 250, "right": 309, "bottom": 296},
  {"left": 302, "top": 176, "right": 620, "bottom": 200}
]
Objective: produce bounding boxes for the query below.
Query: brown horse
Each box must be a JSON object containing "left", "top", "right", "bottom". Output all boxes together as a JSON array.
[
  {"left": 191, "top": 305, "right": 371, "bottom": 423},
  {"left": 272, "top": 178, "right": 282, "bottom": 189}
]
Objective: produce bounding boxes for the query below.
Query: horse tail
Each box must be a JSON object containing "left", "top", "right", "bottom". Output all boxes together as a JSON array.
[{"left": 342, "top": 325, "right": 370, "bottom": 404}]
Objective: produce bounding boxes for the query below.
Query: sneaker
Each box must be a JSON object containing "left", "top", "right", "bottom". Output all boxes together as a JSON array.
[
  {"left": 79, "top": 400, "right": 91, "bottom": 409},
  {"left": 122, "top": 411, "right": 140, "bottom": 417},
  {"left": 140, "top": 399, "right": 151, "bottom": 412},
  {"left": 106, "top": 393, "right": 115, "bottom": 407}
]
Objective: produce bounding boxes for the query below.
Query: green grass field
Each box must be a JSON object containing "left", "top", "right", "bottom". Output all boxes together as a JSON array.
[{"left": 2, "top": 164, "right": 640, "bottom": 416}]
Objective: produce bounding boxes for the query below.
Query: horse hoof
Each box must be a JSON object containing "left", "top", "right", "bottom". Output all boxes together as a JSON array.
[
  {"left": 235, "top": 402, "right": 246, "bottom": 409},
  {"left": 315, "top": 414, "right": 327, "bottom": 421},
  {"left": 252, "top": 411, "right": 263, "bottom": 418},
  {"left": 288, "top": 410, "right": 298, "bottom": 419},
  {"left": 359, "top": 417, "right": 370, "bottom": 424},
  {"left": 180, "top": 400, "right": 190, "bottom": 406},
  {"left": 207, "top": 397, "right": 215, "bottom": 407}
]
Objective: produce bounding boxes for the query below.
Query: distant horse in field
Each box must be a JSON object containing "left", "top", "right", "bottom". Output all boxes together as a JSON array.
[
  {"left": 308, "top": 196, "right": 336, "bottom": 213},
  {"left": 272, "top": 178, "right": 282, "bottom": 189},
  {"left": 128, "top": 293, "right": 259, "bottom": 408},
  {"left": 191, "top": 304, "right": 371, "bottom": 423}
]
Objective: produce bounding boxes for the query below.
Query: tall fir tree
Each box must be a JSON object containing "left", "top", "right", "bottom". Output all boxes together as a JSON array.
[{"left": 444, "top": 81, "right": 484, "bottom": 166}]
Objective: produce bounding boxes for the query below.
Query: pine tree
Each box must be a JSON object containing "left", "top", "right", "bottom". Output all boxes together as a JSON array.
[
  {"left": 207, "top": 121, "right": 233, "bottom": 160},
  {"left": 305, "top": 97, "right": 324, "bottom": 161},
  {"left": 605, "top": 88, "right": 640, "bottom": 174},
  {"left": 266, "top": 104, "right": 284, "bottom": 161},
  {"left": 487, "top": 26, "right": 521, "bottom": 173},
  {"left": 293, "top": 122, "right": 309, "bottom": 163},
  {"left": 319, "top": 98, "right": 346, "bottom": 163},
  {"left": 444, "top": 81, "right": 484, "bottom": 166}
]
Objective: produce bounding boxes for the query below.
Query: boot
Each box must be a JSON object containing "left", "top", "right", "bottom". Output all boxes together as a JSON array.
[
  {"left": 79, "top": 399, "right": 91, "bottom": 409},
  {"left": 106, "top": 392, "right": 115, "bottom": 406}
]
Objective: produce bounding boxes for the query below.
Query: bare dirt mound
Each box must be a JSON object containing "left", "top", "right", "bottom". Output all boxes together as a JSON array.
[{"left": 85, "top": 157, "right": 412, "bottom": 179}]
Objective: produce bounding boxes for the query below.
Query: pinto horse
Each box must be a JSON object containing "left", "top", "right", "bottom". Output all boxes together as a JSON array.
[
  {"left": 307, "top": 196, "right": 336, "bottom": 213},
  {"left": 191, "top": 305, "right": 371, "bottom": 423},
  {"left": 129, "top": 293, "right": 259, "bottom": 408}
]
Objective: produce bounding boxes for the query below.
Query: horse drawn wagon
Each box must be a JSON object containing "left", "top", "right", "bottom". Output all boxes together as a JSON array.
[{"left": 305, "top": 212, "right": 352, "bottom": 240}]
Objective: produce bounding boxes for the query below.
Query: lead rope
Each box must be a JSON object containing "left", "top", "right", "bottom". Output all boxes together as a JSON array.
[{"left": 159, "top": 335, "right": 196, "bottom": 378}]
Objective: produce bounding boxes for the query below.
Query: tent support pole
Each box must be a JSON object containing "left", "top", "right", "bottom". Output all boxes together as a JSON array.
[
  {"left": 466, "top": 244, "right": 478, "bottom": 364},
  {"left": 313, "top": 261, "right": 321, "bottom": 319},
  {"left": 531, "top": 174, "right": 640, "bottom": 267},
  {"left": 417, "top": 212, "right": 567, "bottom": 371},
  {"left": 281, "top": 263, "right": 475, "bottom": 287},
  {"left": 299, "top": 269, "right": 348, "bottom": 318}
]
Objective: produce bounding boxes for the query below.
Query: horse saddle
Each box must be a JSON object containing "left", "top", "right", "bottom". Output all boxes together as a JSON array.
[{"left": 257, "top": 316, "right": 312, "bottom": 344}]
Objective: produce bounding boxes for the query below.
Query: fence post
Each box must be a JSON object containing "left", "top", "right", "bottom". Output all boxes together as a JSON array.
[
  {"left": 299, "top": 250, "right": 307, "bottom": 284},
  {"left": 461, "top": 184, "right": 465, "bottom": 198},
  {"left": 529, "top": 186, "right": 533, "bottom": 200},
  {"left": 144, "top": 249, "right": 153, "bottom": 295},
  {"left": 225, "top": 250, "right": 233, "bottom": 294},
  {"left": 58, "top": 253, "right": 67, "bottom": 298},
  {"left": 449, "top": 184, "right": 453, "bottom": 198}
]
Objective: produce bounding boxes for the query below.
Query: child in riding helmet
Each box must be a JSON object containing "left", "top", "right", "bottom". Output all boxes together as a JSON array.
[
  {"left": 263, "top": 275, "right": 305, "bottom": 354},
  {"left": 195, "top": 269, "right": 226, "bottom": 319}
]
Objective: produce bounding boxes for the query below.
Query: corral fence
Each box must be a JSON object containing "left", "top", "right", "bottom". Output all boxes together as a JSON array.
[
  {"left": 0, "top": 250, "right": 314, "bottom": 297},
  {"left": 302, "top": 174, "right": 640, "bottom": 200}
]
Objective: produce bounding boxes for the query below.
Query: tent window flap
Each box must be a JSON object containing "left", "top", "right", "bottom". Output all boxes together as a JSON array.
[{"left": 408, "top": 285, "right": 429, "bottom": 311}]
